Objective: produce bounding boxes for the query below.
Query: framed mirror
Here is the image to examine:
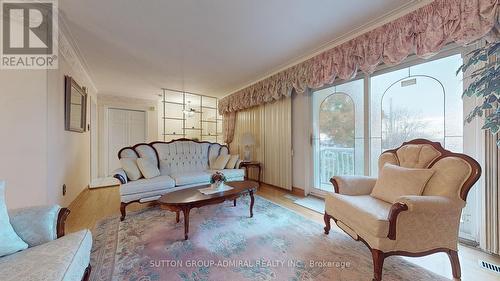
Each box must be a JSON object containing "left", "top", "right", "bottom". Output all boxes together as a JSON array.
[{"left": 64, "top": 75, "right": 87, "bottom": 132}]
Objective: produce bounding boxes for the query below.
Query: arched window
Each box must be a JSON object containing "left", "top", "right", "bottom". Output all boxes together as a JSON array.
[
  {"left": 318, "top": 93, "right": 355, "bottom": 185},
  {"left": 381, "top": 76, "right": 445, "bottom": 150}
]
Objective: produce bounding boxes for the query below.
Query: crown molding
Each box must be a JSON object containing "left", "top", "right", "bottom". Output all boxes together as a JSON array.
[
  {"left": 222, "top": 0, "right": 433, "bottom": 98},
  {"left": 58, "top": 15, "right": 98, "bottom": 94}
]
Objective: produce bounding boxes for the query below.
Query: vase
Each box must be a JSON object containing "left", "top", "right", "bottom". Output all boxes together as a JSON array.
[
  {"left": 215, "top": 181, "right": 223, "bottom": 189},
  {"left": 211, "top": 181, "right": 223, "bottom": 189}
]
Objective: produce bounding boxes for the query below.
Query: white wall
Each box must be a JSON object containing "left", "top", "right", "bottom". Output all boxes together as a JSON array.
[
  {"left": 0, "top": 36, "right": 97, "bottom": 209},
  {"left": 46, "top": 55, "right": 97, "bottom": 207},
  {"left": 0, "top": 70, "right": 49, "bottom": 209},
  {"left": 291, "top": 91, "right": 313, "bottom": 192},
  {"left": 97, "top": 94, "right": 158, "bottom": 177}
]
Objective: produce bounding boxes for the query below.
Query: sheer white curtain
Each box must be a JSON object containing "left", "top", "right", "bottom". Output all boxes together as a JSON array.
[
  {"left": 230, "top": 98, "right": 292, "bottom": 190},
  {"left": 231, "top": 105, "right": 264, "bottom": 168}
]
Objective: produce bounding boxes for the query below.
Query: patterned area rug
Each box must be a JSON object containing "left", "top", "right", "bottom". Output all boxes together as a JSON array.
[{"left": 90, "top": 195, "right": 448, "bottom": 281}]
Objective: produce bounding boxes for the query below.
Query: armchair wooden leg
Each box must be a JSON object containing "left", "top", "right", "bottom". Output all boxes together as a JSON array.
[
  {"left": 120, "top": 202, "right": 127, "bottom": 221},
  {"left": 371, "top": 249, "right": 385, "bottom": 281},
  {"left": 323, "top": 213, "right": 331, "bottom": 235},
  {"left": 446, "top": 250, "right": 461, "bottom": 279}
]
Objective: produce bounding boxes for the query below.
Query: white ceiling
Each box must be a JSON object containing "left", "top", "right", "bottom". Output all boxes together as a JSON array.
[{"left": 60, "top": 0, "right": 418, "bottom": 99}]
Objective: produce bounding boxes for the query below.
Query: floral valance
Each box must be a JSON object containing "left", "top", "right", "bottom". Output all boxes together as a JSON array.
[{"left": 219, "top": 0, "right": 499, "bottom": 114}]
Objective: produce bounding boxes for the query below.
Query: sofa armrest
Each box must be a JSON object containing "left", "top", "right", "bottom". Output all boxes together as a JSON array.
[
  {"left": 9, "top": 205, "right": 70, "bottom": 247},
  {"left": 396, "top": 196, "right": 464, "bottom": 214},
  {"left": 330, "top": 176, "right": 377, "bottom": 195},
  {"left": 113, "top": 168, "right": 128, "bottom": 184},
  {"left": 386, "top": 196, "right": 464, "bottom": 240}
]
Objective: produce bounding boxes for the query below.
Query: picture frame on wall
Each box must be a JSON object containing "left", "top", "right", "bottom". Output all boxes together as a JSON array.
[{"left": 64, "top": 75, "right": 87, "bottom": 133}]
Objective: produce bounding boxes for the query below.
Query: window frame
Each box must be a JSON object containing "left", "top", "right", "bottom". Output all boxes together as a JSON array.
[
  {"left": 379, "top": 74, "right": 446, "bottom": 151},
  {"left": 312, "top": 44, "right": 463, "bottom": 178},
  {"left": 318, "top": 92, "right": 356, "bottom": 187}
]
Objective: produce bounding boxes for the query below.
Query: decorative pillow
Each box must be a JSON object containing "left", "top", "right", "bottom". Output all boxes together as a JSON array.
[
  {"left": 120, "top": 158, "right": 142, "bottom": 181},
  {"left": 225, "top": 155, "right": 240, "bottom": 169},
  {"left": 211, "top": 154, "right": 231, "bottom": 170},
  {"left": 0, "top": 181, "right": 28, "bottom": 257},
  {"left": 370, "top": 164, "right": 435, "bottom": 203},
  {"left": 136, "top": 158, "right": 160, "bottom": 179}
]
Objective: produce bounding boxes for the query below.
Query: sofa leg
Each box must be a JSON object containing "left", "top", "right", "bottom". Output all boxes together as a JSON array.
[
  {"left": 446, "top": 250, "right": 461, "bottom": 279},
  {"left": 323, "top": 213, "right": 331, "bottom": 235},
  {"left": 120, "top": 202, "right": 127, "bottom": 221},
  {"left": 81, "top": 264, "right": 91, "bottom": 281},
  {"left": 371, "top": 249, "right": 385, "bottom": 281}
]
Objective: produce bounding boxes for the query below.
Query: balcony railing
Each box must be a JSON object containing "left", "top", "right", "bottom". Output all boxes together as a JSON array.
[{"left": 319, "top": 146, "right": 354, "bottom": 185}]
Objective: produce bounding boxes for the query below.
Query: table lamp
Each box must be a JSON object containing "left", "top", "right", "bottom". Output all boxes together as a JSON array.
[{"left": 241, "top": 133, "right": 255, "bottom": 161}]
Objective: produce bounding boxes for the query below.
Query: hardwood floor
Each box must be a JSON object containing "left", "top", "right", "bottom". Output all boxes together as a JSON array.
[{"left": 66, "top": 183, "right": 500, "bottom": 281}]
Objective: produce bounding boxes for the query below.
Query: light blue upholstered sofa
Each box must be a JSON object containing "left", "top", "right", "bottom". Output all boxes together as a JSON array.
[
  {"left": 114, "top": 139, "right": 245, "bottom": 220},
  {"left": 0, "top": 206, "right": 92, "bottom": 281}
]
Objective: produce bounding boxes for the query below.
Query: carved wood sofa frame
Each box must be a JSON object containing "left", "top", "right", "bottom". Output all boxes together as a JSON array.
[
  {"left": 114, "top": 138, "right": 230, "bottom": 221},
  {"left": 323, "top": 139, "right": 481, "bottom": 281}
]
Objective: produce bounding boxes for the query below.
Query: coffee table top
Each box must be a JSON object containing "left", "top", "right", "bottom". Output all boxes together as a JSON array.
[{"left": 158, "top": 180, "right": 259, "bottom": 206}]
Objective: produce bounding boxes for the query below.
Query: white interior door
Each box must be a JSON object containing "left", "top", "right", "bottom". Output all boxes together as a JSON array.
[{"left": 107, "top": 108, "right": 146, "bottom": 175}]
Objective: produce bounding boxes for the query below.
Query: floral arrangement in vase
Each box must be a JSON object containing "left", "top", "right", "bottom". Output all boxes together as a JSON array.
[{"left": 210, "top": 171, "right": 227, "bottom": 189}]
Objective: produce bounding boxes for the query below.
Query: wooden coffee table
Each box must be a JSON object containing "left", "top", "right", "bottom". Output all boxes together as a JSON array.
[{"left": 158, "top": 180, "right": 259, "bottom": 240}]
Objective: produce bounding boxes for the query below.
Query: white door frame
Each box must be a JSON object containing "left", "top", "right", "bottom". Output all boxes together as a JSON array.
[{"left": 90, "top": 96, "right": 98, "bottom": 181}]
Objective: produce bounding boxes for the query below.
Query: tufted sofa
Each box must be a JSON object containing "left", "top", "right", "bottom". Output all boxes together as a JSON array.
[
  {"left": 323, "top": 139, "right": 481, "bottom": 281},
  {"left": 113, "top": 139, "right": 245, "bottom": 220}
]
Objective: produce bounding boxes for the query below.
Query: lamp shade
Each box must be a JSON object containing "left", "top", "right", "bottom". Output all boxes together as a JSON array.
[{"left": 241, "top": 133, "right": 255, "bottom": 146}]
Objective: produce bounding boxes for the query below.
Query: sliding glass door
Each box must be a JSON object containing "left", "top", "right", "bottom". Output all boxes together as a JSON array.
[
  {"left": 311, "top": 52, "right": 478, "bottom": 242},
  {"left": 312, "top": 78, "right": 364, "bottom": 192}
]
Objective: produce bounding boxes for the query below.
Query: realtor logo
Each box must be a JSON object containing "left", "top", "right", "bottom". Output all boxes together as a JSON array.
[{"left": 1, "top": 0, "right": 58, "bottom": 69}]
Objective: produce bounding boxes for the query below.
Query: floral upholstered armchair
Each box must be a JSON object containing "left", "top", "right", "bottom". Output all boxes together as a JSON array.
[{"left": 323, "top": 139, "right": 481, "bottom": 281}]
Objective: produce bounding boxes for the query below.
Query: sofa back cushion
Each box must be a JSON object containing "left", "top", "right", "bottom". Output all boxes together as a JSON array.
[
  {"left": 211, "top": 154, "right": 231, "bottom": 170},
  {"left": 208, "top": 143, "right": 229, "bottom": 167},
  {"left": 120, "top": 158, "right": 142, "bottom": 181},
  {"left": 225, "top": 155, "right": 240, "bottom": 169},
  {"left": 134, "top": 144, "right": 158, "bottom": 167},
  {"left": 119, "top": 140, "right": 230, "bottom": 179},
  {"left": 370, "top": 164, "right": 435, "bottom": 203},
  {"left": 137, "top": 158, "right": 160, "bottom": 179},
  {"left": 0, "top": 181, "right": 28, "bottom": 257}
]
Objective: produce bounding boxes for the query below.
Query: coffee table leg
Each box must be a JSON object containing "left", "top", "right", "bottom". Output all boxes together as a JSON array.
[
  {"left": 249, "top": 190, "right": 255, "bottom": 218},
  {"left": 182, "top": 208, "right": 190, "bottom": 240},
  {"left": 175, "top": 211, "right": 180, "bottom": 223},
  {"left": 233, "top": 199, "right": 236, "bottom": 207}
]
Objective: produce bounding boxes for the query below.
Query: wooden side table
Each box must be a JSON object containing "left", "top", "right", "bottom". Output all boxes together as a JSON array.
[{"left": 239, "top": 161, "right": 261, "bottom": 183}]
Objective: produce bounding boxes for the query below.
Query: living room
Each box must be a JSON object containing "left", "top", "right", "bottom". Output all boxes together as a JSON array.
[{"left": 0, "top": 0, "right": 499, "bottom": 280}]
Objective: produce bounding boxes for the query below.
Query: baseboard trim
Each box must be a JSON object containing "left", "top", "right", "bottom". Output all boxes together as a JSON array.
[
  {"left": 68, "top": 186, "right": 90, "bottom": 209},
  {"left": 291, "top": 186, "right": 305, "bottom": 197}
]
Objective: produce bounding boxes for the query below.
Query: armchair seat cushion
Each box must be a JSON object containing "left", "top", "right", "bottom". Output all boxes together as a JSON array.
[
  {"left": 325, "top": 194, "right": 391, "bottom": 238},
  {"left": 120, "top": 175, "right": 176, "bottom": 196},
  {"left": 0, "top": 229, "right": 92, "bottom": 281}
]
